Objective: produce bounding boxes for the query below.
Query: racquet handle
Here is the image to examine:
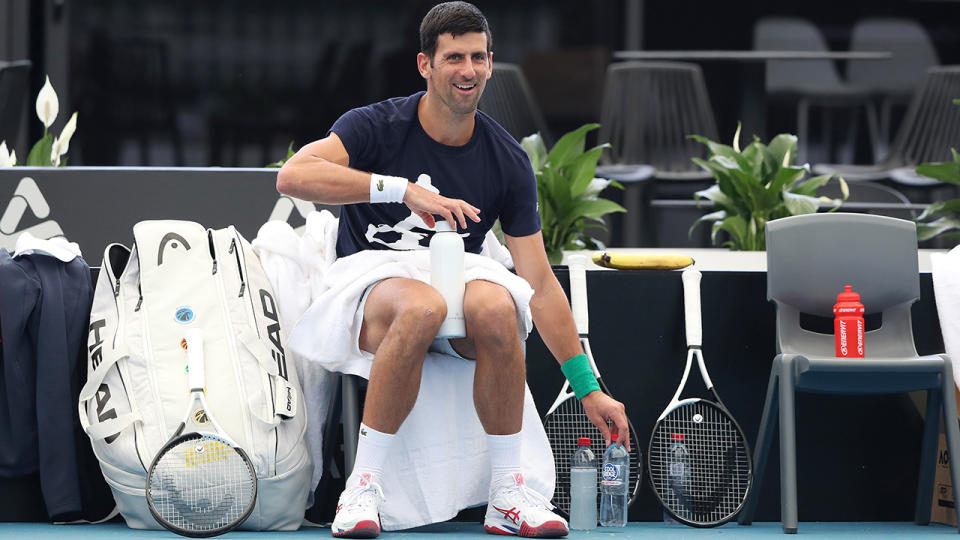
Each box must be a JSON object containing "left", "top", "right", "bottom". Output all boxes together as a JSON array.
[
  {"left": 568, "top": 255, "right": 589, "bottom": 335},
  {"left": 682, "top": 268, "right": 702, "bottom": 347},
  {"left": 186, "top": 329, "right": 205, "bottom": 392}
]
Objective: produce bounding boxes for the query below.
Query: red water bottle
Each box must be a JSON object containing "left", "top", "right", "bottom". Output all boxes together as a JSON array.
[{"left": 834, "top": 285, "right": 865, "bottom": 358}]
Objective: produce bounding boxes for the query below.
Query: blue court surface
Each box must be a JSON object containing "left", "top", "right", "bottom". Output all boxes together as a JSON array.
[{"left": 1, "top": 522, "right": 959, "bottom": 538}]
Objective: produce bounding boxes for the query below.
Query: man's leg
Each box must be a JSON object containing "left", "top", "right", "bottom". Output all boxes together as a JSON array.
[
  {"left": 333, "top": 278, "right": 446, "bottom": 538},
  {"left": 455, "top": 281, "right": 568, "bottom": 537}
]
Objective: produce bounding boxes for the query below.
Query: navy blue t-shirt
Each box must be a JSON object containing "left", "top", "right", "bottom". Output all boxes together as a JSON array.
[{"left": 329, "top": 91, "right": 541, "bottom": 258}]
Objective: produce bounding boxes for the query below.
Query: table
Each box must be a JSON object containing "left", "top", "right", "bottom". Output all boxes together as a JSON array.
[{"left": 611, "top": 50, "right": 891, "bottom": 141}]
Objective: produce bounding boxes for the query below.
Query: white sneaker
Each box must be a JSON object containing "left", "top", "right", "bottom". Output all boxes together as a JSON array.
[
  {"left": 484, "top": 472, "right": 569, "bottom": 537},
  {"left": 331, "top": 473, "right": 384, "bottom": 538}
]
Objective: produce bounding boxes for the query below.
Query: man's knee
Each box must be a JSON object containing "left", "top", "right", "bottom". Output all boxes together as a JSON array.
[
  {"left": 394, "top": 287, "right": 447, "bottom": 332},
  {"left": 464, "top": 284, "right": 518, "bottom": 344}
]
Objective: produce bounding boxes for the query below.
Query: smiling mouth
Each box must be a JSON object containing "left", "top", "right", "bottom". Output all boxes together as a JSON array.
[{"left": 453, "top": 83, "right": 476, "bottom": 91}]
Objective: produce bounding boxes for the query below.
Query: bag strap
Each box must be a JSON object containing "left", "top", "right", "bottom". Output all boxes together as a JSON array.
[{"left": 77, "top": 346, "right": 142, "bottom": 440}]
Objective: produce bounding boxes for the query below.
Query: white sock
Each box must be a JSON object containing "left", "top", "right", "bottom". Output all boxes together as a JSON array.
[
  {"left": 350, "top": 422, "right": 395, "bottom": 482},
  {"left": 487, "top": 432, "right": 523, "bottom": 481}
]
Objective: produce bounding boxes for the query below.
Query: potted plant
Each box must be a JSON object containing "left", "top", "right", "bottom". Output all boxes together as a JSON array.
[
  {"left": 914, "top": 148, "right": 960, "bottom": 243},
  {"left": 521, "top": 124, "right": 625, "bottom": 264},
  {"left": 689, "top": 125, "right": 847, "bottom": 251}
]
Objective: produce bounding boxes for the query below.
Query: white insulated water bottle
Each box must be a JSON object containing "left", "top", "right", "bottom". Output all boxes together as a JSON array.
[{"left": 430, "top": 221, "right": 466, "bottom": 339}]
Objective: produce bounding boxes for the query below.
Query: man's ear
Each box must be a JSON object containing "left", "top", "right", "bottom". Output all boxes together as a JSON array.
[
  {"left": 486, "top": 51, "right": 493, "bottom": 80},
  {"left": 417, "top": 52, "right": 431, "bottom": 79}
]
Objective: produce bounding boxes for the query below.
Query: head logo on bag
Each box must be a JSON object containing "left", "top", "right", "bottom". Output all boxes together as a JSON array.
[
  {"left": 157, "top": 232, "right": 192, "bottom": 265},
  {"left": 175, "top": 307, "right": 195, "bottom": 324}
]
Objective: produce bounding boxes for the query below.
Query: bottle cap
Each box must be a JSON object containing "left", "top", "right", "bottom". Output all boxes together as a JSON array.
[
  {"left": 435, "top": 221, "right": 454, "bottom": 232},
  {"left": 577, "top": 437, "right": 591, "bottom": 446},
  {"left": 610, "top": 433, "right": 619, "bottom": 442},
  {"left": 671, "top": 433, "right": 685, "bottom": 441},
  {"left": 836, "top": 285, "right": 861, "bottom": 303}
]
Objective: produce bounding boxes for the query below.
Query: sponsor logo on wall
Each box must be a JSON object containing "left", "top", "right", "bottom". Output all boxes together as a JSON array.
[{"left": 0, "top": 177, "right": 65, "bottom": 250}]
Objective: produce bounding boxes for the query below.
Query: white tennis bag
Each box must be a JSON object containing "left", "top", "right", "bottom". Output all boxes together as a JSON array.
[{"left": 78, "top": 220, "right": 312, "bottom": 530}]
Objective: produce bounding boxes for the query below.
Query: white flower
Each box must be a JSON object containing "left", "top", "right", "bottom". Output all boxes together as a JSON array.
[
  {"left": 0, "top": 141, "right": 16, "bottom": 167},
  {"left": 50, "top": 137, "right": 61, "bottom": 166},
  {"left": 35, "top": 75, "right": 59, "bottom": 129},
  {"left": 49, "top": 112, "right": 78, "bottom": 165}
]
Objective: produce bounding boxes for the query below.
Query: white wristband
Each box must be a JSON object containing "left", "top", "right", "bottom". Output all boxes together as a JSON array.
[{"left": 370, "top": 174, "right": 409, "bottom": 203}]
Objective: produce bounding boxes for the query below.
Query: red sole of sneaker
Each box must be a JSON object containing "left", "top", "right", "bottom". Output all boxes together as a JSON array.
[
  {"left": 519, "top": 520, "right": 569, "bottom": 538},
  {"left": 332, "top": 519, "right": 381, "bottom": 538}
]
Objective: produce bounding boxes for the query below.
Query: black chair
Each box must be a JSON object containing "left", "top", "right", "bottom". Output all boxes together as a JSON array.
[
  {"left": 0, "top": 60, "right": 32, "bottom": 150},
  {"left": 479, "top": 62, "right": 553, "bottom": 146}
]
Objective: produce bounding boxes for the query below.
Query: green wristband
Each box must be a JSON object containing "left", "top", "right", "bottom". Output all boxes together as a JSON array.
[{"left": 561, "top": 354, "right": 600, "bottom": 400}]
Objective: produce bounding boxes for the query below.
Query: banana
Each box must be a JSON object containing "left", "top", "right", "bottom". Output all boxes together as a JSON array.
[{"left": 592, "top": 252, "right": 695, "bottom": 270}]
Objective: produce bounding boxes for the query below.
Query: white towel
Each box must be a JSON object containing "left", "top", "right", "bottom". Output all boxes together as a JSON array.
[
  {"left": 932, "top": 246, "right": 960, "bottom": 388},
  {"left": 254, "top": 211, "right": 555, "bottom": 530}
]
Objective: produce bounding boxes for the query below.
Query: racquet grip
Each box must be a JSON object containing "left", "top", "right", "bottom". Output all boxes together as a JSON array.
[
  {"left": 682, "top": 268, "right": 702, "bottom": 347},
  {"left": 186, "top": 329, "right": 205, "bottom": 391},
  {"left": 568, "top": 255, "right": 589, "bottom": 334}
]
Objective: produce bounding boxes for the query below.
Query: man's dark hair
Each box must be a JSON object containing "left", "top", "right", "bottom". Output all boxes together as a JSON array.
[{"left": 419, "top": 1, "right": 492, "bottom": 60}]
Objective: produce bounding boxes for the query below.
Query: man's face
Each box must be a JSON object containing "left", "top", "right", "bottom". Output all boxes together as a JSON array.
[{"left": 419, "top": 31, "right": 492, "bottom": 116}]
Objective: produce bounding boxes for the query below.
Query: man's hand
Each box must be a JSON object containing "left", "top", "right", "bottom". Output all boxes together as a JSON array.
[
  {"left": 404, "top": 182, "right": 481, "bottom": 230},
  {"left": 581, "top": 390, "right": 630, "bottom": 451}
]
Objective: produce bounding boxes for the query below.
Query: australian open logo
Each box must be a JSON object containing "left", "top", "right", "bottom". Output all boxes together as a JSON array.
[
  {"left": 602, "top": 463, "right": 618, "bottom": 482},
  {"left": 175, "top": 306, "right": 195, "bottom": 324}
]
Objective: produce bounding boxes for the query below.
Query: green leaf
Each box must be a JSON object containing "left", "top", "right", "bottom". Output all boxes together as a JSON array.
[
  {"left": 766, "top": 134, "right": 798, "bottom": 168},
  {"left": 792, "top": 174, "right": 835, "bottom": 197},
  {"left": 521, "top": 133, "right": 548, "bottom": 172},
  {"left": 916, "top": 161, "right": 960, "bottom": 184},
  {"left": 565, "top": 145, "right": 607, "bottom": 197},
  {"left": 689, "top": 134, "right": 738, "bottom": 161},
  {"left": 26, "top": 134, "right": 54, "bottom": 166},
  {"left": 690, "top": 209, "right": 726, "bottom": 239},
  {"left": 782, "top": 191, "right": 821, "bottom": 215},
  {"left": 693, "top": 184, "right": 737, "bottom": 214},
  {"left": 917, "top": 216, "right": 960, "bottom": 241},
  {"left": 717, "top": 215, "right": 749, "bottom": 249},
  {"left": 570, "top": 198, "right": 626, "bottom": 221},
  {"left": 918, "top": 199, "right": 960, "bottom": 221},
  {"left": 546, "top": 123, "right": 598, "bottom": 168}
]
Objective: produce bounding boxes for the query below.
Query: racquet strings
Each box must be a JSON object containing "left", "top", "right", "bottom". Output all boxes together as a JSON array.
[
  {"left": 649, "top": 401, "right": 750, "bottom": 525},
  {"left": 148, "top": 434, "right": 256, "bottom": 533},
  {"left": 544, "top": 395, "right": 642, "bottom": 514}
]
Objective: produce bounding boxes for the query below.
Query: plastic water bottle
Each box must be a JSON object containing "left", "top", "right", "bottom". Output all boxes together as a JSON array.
[
  {"left": 599, "top": 433, "right": 629, "bottom": 527},
  {"left": 664, "top": 433, "right": 689, "bottom": 523},
  {"left": 430, "top": 221, "right": 465, "bottom": 338},
  {"left": 569, "top": 437, "right": 597, "bottom": 530},
  {"left": 833, "top": 285, "right": 865, "bottom": 358}
]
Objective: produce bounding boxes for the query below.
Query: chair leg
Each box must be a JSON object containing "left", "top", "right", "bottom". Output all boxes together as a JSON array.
[
  {"left": 915, "top": 386, "right": 942, "bottom": 524},
  {"left": 797, "top": 99, "right": 810, "bottom": 164},
  {"left": 938, "top": 360, "right": 960, "bottom": 532},
  {"left": 738, "top": 363, "right": 781, "bottom": 526},
  {"left": 341, "top": 373, "right": 362, "bottom": 478},
  {"left": 778, "top": 358, "right": 799, "bottom": 534}
]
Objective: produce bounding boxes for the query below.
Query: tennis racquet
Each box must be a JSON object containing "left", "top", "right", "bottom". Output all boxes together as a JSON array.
[
  {"left": 145, "top": 329, "right": 258, "bottom": 538},
  {"left": 542, "top": 254, "right": 642, "bottom": 517},
  {"left": 647, "top": 268, "right": 752, "bottom": 527}
]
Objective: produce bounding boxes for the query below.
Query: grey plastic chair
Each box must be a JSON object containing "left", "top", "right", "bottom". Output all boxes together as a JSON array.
[
  {"left": 754, "top": 18, "right": 873, "bottom": 164},
  {"left": 814, "top": 66, "right": 960, "bottom": 193},
  {"left": 479, "top": 62, "right": 553, "bottom": 147},
  {"left": 0, "top": 60, "right": 32, "bottom": 150},
  {"left": 847, "top": 18, "right": 940, "bottom": 160},
  {"left": 737, "top": 213, "right": 960, "bottom": 534},
  {"left": 597, "top": 61, "right": 715, "bottom": 245}
]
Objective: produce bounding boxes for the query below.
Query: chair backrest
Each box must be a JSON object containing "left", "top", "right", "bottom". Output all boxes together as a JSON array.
[
  {"left": 597, "top": 61, "right": 717, "bottom": 173},
  {"left": 819, "top": 179, "right": 917, "bottom": 220},
  {"left": 478, "top": 62, "right": 553, "bottom": 146},
  {"left": 885, "top": 66, "right": 960, "bottom": 167},
  {"left": 847, "top": 18, "right": 939, "bottom": 95},
  {"left": 754, "top": 17, "right": 844, "bottom": 92},
  {"left": 766, "top": 213, "right": 920, "bottom": 357},
  {"left": 0, "top": 60, "right": 32, "bottom": 147}
]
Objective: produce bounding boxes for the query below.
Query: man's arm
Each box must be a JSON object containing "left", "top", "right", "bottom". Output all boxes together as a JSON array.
[
  {"left": 276, "top": 134, "right": 481, "bottom": 229},
  {"left": 505, "top": 231, "right": 631, "bottom": 449}
]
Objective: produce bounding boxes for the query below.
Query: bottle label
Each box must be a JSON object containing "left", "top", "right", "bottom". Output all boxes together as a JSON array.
[{"left": 601, "top": 463, "right": 623, "bottom": 485}]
